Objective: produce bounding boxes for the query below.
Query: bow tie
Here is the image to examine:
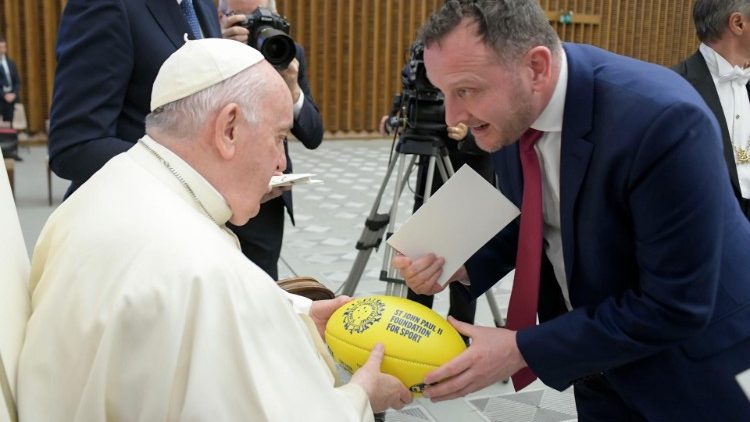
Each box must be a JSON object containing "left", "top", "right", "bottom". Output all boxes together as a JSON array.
[{"left": 718, "top": 66, "right": 750, "bottom": 85}]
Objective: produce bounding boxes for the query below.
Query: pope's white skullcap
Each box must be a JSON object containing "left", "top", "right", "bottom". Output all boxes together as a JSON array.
[{"left": 150, "top": 38, "right": 265, "bottom": 111}]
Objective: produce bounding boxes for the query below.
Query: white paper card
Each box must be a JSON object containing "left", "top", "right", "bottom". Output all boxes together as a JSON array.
[
  {"left": 269, "top": 173, "right": 322, "bottom": 188},
  {"left": 387, "top": 165, "right": 520, "bottom": 286},
  {"left": 737, "top": 367, "right": 750, "bottom": 400}
]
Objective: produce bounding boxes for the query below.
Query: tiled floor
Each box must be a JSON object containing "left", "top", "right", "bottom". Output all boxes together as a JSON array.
[{"left": 12, "top": 140, "right": 576, "bottom": 422}]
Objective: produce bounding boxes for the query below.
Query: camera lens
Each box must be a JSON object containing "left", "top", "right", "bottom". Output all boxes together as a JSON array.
[{"left": 256, "top": 27, "right": 296, "bottom": 69}]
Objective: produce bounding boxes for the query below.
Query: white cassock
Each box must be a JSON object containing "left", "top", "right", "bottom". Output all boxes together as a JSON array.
[{"left": 17, "top": 136, "right": 373, "bottom": 421}]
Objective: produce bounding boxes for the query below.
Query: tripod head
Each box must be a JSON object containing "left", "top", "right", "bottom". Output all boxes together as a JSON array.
[{"left": 391, "top": 41, "right": 450, "bottom": 158}]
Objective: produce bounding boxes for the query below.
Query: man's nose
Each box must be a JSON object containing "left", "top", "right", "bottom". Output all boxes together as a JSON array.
[{"left": 443, "top": 97, "right": 469, "bottom": 127}]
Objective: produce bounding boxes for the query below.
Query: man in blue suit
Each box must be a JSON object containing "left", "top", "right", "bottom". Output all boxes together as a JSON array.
[
  {"left": 220, "top": 0, "right": 324, "bottom": 279},
  {"left": 393, "top": 0, "right": 750, "bottom": 420},
  {"left": 48, "top": 0, "right": 222, "bottom": 196}
]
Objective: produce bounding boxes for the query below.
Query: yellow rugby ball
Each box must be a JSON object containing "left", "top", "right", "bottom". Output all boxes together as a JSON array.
[{"left": 325, "top": 295, "right": 466, "bottom": 394}]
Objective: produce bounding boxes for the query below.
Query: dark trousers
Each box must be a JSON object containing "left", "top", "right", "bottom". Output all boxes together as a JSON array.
[
  {"left": 228, "top": 196, "right": 285, "bottom": 280},
  {"left": 0, "top": 99, "right": 14, "bottom": 123},
  {"left": 573, "top": 375, "right": 646, "bottom": 422}
]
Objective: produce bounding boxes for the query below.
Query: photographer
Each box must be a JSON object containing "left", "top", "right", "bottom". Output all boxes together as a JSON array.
[
  {"left": 379, "top": 43, "right": 495, "bottom": 332},
  {"left": 220, "top": 0, "right": 324, "bottom": 279}
]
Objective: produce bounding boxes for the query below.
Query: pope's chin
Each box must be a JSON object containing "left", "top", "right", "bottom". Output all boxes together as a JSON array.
[{"left": 229, "top": 203, "right": 261, "bottom": 226}]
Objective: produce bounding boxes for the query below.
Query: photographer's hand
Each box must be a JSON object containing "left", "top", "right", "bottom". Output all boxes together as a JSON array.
[
  {"left": 279, "top": 58, "right": 302, "bottom": 103},
  {"left": 220, "top": 13, "right": 249, "bottom": 43},
  {"left": 447, "top": 123, "right": 469, "bottom": 141},
  {"left": 378, "top": 115, "right": 390, "bottom": 136}
]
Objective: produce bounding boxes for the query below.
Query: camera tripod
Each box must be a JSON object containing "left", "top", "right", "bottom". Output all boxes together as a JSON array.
[{"left": 338, "top": 130, "right": 506, "bottom": 328}]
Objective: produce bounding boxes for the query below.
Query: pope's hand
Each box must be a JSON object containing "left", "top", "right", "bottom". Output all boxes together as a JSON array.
[
  {"left": 422, "top": 318, "right": 528, "bottom": 401},
  {"left": 350, "top": 344, "right": 413, "bottom": 412},
  {"left": 309, "top": 295, "right": 351, "bottom": 338}
]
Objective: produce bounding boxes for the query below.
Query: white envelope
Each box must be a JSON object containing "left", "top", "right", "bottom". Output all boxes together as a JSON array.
[
  {"left": 387, "top": 165, "right": 520, "bottom": 286},
  {"left": 269, "top": 173, "right": 322, "bottom": 188}
]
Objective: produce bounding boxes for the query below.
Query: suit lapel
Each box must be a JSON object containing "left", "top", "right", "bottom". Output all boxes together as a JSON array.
[
  {"left": 559, "top": 45, "right": 595, "bottom": 284},
  {"left": 683, "top": 51, "right": 741, "bottom": 195},
  {"left": 145, "top": 0, "right": 192, "bottom": 49}
]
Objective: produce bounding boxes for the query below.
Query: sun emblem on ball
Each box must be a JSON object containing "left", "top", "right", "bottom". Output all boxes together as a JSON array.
[{"left": 342, "top": 297, "right": 385, "bottom": 334}]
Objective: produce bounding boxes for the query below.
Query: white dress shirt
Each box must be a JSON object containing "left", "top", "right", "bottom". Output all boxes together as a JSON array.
[
  {"left": 528, "top": 50, "right": 571, "bottom": 310},
  {"left": 699, "top": 43, "right": 750, "bottom": 198}
]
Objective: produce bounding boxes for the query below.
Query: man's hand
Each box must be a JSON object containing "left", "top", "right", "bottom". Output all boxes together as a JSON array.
[
  {"left": 391, "top": 253, "right": 451, "bottom": 295},
  {"left": 422, "top": 318, "right": 527, "bottom": 401},
  {"left": 278, "top": 58, "right": 302, "bottom": 103},
  {"left": 447, "top": 123, "right": 468, "bottom": 141},
  {"left": 260, "top": 185, "right": 289, "bottom": 203},
  {"left": 309, "top": 295, "right": 351, "bottom": 338},
  {"left": 3, "top": 93, "right": 15, "bottom": 104},
  {"left": 220, "top": 13, "right": 249, "bottom": 43},
  {"left": 350, "top": 344, "right": 413, "bottom": 412}
]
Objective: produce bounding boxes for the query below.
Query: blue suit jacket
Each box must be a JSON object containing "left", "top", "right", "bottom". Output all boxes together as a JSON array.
[
  {"left": 48, "top": 0, "right": 221, "bottom": 195},
  {"left": 465, "top": 44, "right": 750, "bottom": 420}
]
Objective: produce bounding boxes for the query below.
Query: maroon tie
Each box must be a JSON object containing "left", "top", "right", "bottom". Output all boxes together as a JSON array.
[{"left": 507, "top": 128, "right": 544, "bottom": 391}]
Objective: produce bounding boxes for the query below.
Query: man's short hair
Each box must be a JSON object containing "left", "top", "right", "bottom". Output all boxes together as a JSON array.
[
  {"left": 693, "top": 0, "right": 750, "bottom": 43},
  {"left": 417, "top": 0, "right": 559, "bottom": 64}
]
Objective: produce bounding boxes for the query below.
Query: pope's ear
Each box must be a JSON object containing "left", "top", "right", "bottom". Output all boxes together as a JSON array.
[{"left": 215, "top": 103, "right": 241, "bottom": 160}]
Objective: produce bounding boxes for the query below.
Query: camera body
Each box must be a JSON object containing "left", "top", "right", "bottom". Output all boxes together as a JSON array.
[
  {"left": 238, "top": 7, "right": 296, "bottom": 69},
  {"left": 397, "top": 42, "right": 447, "bottom": 138}
]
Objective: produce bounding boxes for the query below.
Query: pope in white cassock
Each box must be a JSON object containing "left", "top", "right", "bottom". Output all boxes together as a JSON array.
[{"left": 16, "top": 38, "right": 411, "bottom": 421}]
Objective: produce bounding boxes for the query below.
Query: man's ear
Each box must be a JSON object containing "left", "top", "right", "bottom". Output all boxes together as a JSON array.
[
  {"left": 730, "top": 12, "right": 745, "bottom": 36},
  {"left": 214, "top": 103, "right": 241, "bottom": 160},
  {"left": 524, "top": 46, "right": 553, "bottom": 91}
]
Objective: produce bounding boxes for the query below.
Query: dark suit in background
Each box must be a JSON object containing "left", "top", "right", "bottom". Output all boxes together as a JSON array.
[
  {"left": 465, "top": 43, "right": 750, "bottom": 421},
  {"left": 673, "top": 51, "right": 750, "bottom": 220},
  {"left": 0, "top": 53, "right": 20, "bottom": 124},
  {"left": 48, "top": 0, "right": 221, "bottom": 196},
  {"left": 228, "top": 44, "right": 324, "bottom": 280}
]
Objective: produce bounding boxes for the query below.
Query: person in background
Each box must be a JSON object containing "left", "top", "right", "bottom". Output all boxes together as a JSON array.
[
  {"left": 673, "top": 0, "right": 750, "bottom": 220},
  {"left": 0, "top": 35, "right": 20, "bottom": 128},
  {"left": 18, "top": 38, "right": 411, "bottom": 421},
  {"left": 393, "top": 0, "right": 750, "bottom": 420},
  {"left": 48, "top": 0, "right": 221, "bottom": 196},
  {"left": 220, "top": 0, "right": 325, "bottom": 279}
]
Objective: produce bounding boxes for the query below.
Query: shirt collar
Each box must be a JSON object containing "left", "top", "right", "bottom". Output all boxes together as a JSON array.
[
  {"left": 530, "top": 48, "right": 568, "bottom": 133},
  {"left": 699, "top": 43, "right": 746, "bottom": 81},
  {"left": 137, "top": 135, "right": 233, "bottom": 225}
]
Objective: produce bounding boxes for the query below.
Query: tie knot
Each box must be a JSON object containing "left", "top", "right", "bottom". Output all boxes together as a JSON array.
[{"left": 520, "top": 128, "right": 543, "bottom": 150}]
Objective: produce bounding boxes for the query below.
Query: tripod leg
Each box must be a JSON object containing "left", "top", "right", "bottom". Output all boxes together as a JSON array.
[
  {"left": 340, "top": 149, "right": 408, "bottom": 296},
  {"left": 380, "top": 155, "right": 418, "bottom": 296},
  {"left": 485, "top": 290, "right": 505, "bottom": 328}
]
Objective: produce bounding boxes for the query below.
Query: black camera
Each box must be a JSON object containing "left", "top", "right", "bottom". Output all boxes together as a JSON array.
[
  {"left": 239, "top": 7, "right": 296, "bottom": 69},
  {"left": 396, "top": 42, "right": 447, "bottom": 137}
]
